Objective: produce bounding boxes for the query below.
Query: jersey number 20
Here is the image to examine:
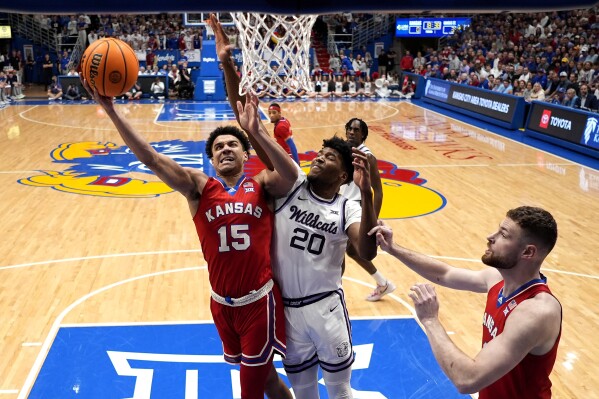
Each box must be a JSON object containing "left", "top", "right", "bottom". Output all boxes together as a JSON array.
[{"left": 290, "top": 227, "right": 325, "bottom": 255}]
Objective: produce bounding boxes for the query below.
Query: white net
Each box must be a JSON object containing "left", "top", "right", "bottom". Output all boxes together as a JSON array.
[{"left": 232, "top": 13, "right": 318, "bottom": 97}]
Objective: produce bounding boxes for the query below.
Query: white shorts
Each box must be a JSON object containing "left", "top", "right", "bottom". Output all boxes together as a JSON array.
[{"left": 282, "top": 289, "right": 354, "bottom": 374}]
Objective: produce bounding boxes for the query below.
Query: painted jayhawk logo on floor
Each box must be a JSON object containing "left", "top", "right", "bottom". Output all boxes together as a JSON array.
[{"left": 18, "top": 140, "right": 446, "bottom": 218}]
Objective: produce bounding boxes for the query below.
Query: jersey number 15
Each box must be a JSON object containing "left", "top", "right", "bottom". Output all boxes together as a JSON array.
[{"left": 217, "top": 224, "right": 250, "bottom": 252}]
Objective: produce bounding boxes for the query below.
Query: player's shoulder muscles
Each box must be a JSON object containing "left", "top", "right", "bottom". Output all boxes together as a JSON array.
[
  {"left": 187, "top": 168, "right": 209, "bottom": 198},
  {"left": 510, "top": 293, "right": 561, "bottom": 354}
]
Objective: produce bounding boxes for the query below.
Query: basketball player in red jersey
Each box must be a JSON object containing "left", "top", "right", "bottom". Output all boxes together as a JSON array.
[
  {"left": 81, "top": 82, "right": 296, "bottom": 397},
  {"left": 267, "top": 103, "right": 300, "bottom": 165},
  {"left": 369, "top": 206, "right": 561, "bottom": 398}
]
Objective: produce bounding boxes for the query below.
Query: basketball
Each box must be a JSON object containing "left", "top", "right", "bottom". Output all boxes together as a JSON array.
[{"left": 80, "top": 38, "right": 139, "bottom": 97}]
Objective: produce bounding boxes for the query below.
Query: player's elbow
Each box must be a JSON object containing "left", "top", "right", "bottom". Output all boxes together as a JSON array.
[
  {"left": 358, "top": 245, "right": 377, "bottom": 261},
  {"left": 453, "top": 374, "right": 485, "bottom": 394},
  {"left": 455, "top": 382, "right": 477, "bottom": 395}
]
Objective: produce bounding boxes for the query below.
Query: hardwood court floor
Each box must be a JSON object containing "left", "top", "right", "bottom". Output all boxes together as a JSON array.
[{"left": 0, "top": 98, "right": 597, "bottom": 398}]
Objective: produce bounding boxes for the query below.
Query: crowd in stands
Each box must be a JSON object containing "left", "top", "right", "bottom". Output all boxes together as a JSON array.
[
  {"left": 394, "top": 9, "right": 599, "bottom": 109},
  {"left": 1, "top": 8, "right": 599, "bottom": 107}
]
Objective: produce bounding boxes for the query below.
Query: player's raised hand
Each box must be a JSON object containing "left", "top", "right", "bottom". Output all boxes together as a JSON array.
[
  {"left": 368, "top": 220, "right": 394, "bottom": 252},
  {"left": 352, "top": 147, "right": 371, "bottom": 192},
  {"left": 237, "top": 92, "right": 259, "bottom": 134},
  {"left": 80, "top": 77, "right": 114, "bottom": 110},
  {"left": 208, "top": 14, "right": 234, "bottom": 63},
  {"left": 408, "top": 283, "right": 440, "bottom": 325}
]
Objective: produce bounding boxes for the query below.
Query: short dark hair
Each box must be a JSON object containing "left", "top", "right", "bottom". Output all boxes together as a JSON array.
[
  {"left": 506, "top": 206, "right": 558, "bottom": 254},
  {"left": 205, "top": 126, "right": 251, "bottom": 159},
  {"left": 344, "top": 118, "right": 369, "bottom": 141},
  {"left": 322, "top": 136, "right": 354, "bottom": 184}
]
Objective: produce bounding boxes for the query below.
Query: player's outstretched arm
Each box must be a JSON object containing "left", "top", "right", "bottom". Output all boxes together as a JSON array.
[
  {"left": 367, "top": 153, "right": 383, "bottom": 217},
  {"left": 237, "top": 94, "right": 298, "bottom": 196},
  {"left": 409, "top": 283, "right": 561, "bottom": 394},
  {"left": 347, "top": 148, "right": 378, "bottom": 261},
  {"left": 208, "top": 13, "right": 275, "bottom": 171},
  {"left": 368, "top": 221, "right": 497, "bottom": 293},
  {"left": 285, "top": 137, "right": 300, "bottom": 165},
  {"left": 82, "top": 78, "right": 201, "bottom": 200}
]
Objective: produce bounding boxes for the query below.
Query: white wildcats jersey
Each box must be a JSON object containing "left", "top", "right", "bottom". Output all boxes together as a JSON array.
[
  {"left": 339, "top": 143, "right": 372, "bottom": 201},
  {"left": 272, "top": 172, "right": 361, "bottom": 299}
]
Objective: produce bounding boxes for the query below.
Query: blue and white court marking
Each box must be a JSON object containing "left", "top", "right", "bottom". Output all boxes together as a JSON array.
[{"left": 28, "top": 318, "right": 468, "bottom": 399}]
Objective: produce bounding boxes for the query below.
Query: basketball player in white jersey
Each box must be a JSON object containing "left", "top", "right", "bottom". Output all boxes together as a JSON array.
[
  {"left": 271, "top": 136, "right": 378, "bottom": 398},
  {"left": 210, "top": 15, "right": 376, "bottom": 397},
  {"left": 340, "top": 118, "right": 396, "bottom": 301}
]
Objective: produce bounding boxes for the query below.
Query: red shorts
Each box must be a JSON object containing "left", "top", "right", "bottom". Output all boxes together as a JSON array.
[{"left": 211, "top": 282, "right": 286, "bottom": 366}]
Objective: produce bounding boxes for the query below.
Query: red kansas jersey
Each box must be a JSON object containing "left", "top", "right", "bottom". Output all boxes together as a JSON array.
[
  {"left": 193, "top": 176, "right": 273, "bottom": 298},
  {"left": 274, "top": 117, "right": 293, "bottom": 156},
  {"left": 479, "top": 277, "right": 561, "bottom": 399}
]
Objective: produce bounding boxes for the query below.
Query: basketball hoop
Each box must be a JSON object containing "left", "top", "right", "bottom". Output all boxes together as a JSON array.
[{"left": 232, "top": 13, "right": 318, "bottom": 97}]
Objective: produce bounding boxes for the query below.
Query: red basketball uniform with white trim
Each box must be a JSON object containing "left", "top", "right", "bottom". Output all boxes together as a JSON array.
[
  {"left": 192, "top": 176, "right": 286, "bottom": 365},
  {"left": 479, "top": 277, "right": 561, "bottom": 399},
  {"left": 274, "top": 117, "right": 293, "bottom": 156}
]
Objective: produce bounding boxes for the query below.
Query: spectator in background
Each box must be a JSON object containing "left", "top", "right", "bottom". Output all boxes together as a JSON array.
[
  {"left": 556, "top": 71, "right": 573, "bottom": 93},
  {"left": 413, "top": 51, "right": 426, "bottom": 71},
  {"left": 575, "top": 83, "right": 598, "bottom": 110},
  {"left": 24, "top": 54, "right": 35, "bottom": 84},
  {"left": 387, "top": 48, "right": 397, "bottom": 74},
  {"left": 150, "top": 76, "right": 166, "bottom": 100},
  {"left": 177, "top": 32, "right": 186, "bottom": 50},
  {"left": 529, "top": 82, "right": 546, "bottom": 102},
  {"left": 377, "top": 49, "right": 388, "bottom": 77},
  {"left": 177, "top": 61, "right": 193, "bottom": 99},
  {"left": 42, "top": 53, "right": 54, "bottom": 90},
  {"left": 88, "top": 29, "right": 98, "bottom": 46},
  {"left": 448, "top": 53, "right": 461, "bottom": 72},
  {"left": 177, "top": 49, "right": 188, "bottom": 67},
  {"left": 523, "top": 81, "right": 533, "bottom": 101},
  {"left": 146, "top": 48, "right": 156, "bottom": 72},
  {"left": 469, "top": 72, "right": 480, "bottom": 87},
  {"left": 519, "top": 67, "right": 532, "bottom": 83},
  {"left": 124, "top": 81, "right": 143, "bottom": 100},
  {"left": 6, "top": 70, "right": 24, "bottom": 99},
  {"left": 544, "top": 71, "right": 560, "bottom": 97},
  {"left": 579, "top": 62, "right": 594, "bottom": 84},
  {"left": 47, "top": 75, "right": 62, "bottom": 100},
  {"left": 59, "top": 50, "right": 70, "bottom": 75},
  {"left": 399, "top": 50, "right": 413, "bottom": 72},
  {"left": 167, "top": 65, "right": 180, "bottom": 98},
  {"left": 479, "top": 74, "right": 494, "bottom": 90},
  {"left": 569, "top": 72, "right": 581, "bottom": 95},
  {"left": 147, "top": 32, "right": 159, "bottom": 51},
  {"left": 457, "top": 72, "right": 469, "bottom": 85},
  {"left": 563, "top": 88, "right": 579, "bottom": 108},
  {"left": 329, "top": 53, "right": 341, "bottom": 73},
  {"left": 496, "top": 78, "right": 514, "bottom": 95},
  {"left": 549, "top": 87, "right": 566, "bottom": 105},
  {"left": 533, "top": 69, "right": 548, "bottom": 88},
  {"left": 364, "top": 51, "right": 373, "bottom": 78},
  {"left": 64, "top": 83, "right": 82, "bottom": 101}
]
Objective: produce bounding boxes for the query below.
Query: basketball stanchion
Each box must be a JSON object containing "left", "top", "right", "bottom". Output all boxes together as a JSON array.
[{"left": 231, "top": 13, "right": 318, "bottom": 97}]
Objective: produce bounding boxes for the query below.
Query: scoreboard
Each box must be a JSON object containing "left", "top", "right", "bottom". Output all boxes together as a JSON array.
[{"left": 395, "top": 18, "right": 471, "bottom": 38}]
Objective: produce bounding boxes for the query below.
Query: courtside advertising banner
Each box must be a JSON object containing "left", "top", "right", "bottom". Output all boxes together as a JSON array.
[
  {"left": 526, "top": 102, "right": 590, "bottom": 145},
  {"left": 423, "top": 78, "right": 451, "bottom": 103},
  {"left": 446, "top": 85, "right": 518, "bottom": 123}
]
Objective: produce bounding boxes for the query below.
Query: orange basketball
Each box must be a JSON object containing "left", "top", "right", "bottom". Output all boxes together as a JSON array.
[{"left": 80, "top": 38, "right": 139, "bottom": 97}]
